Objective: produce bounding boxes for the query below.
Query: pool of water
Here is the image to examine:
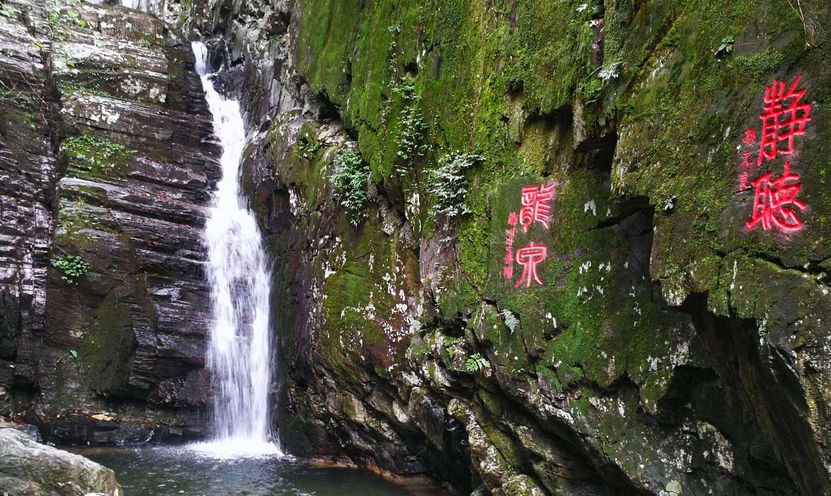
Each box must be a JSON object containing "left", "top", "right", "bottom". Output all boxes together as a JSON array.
[{"left": 76, "top": 446, "right": 446, "bottom": 496}]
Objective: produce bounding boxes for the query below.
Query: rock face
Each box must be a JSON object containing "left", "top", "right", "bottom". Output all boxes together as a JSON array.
[
  {"left": 0, "top": 423, "right": 121, "bottom": 495},
  {"left": 179, "top": 0, "right": 831, "bottom": 495},
  {"left": 0, "top": 0, "right": 218, "bottom": 443}
]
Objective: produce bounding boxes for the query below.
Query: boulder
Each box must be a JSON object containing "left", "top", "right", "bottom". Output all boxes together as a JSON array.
[{"left": 0, "top": 426, "right": 121, "bottom": 495}]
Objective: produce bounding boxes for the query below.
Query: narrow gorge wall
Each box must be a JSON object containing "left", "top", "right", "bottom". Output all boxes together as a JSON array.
[
  {"left": 0, "top": 0, "right": 218, "bottom": 443},
  {"left": 184, "top": 0, "right": 831, "bottom": 494}
]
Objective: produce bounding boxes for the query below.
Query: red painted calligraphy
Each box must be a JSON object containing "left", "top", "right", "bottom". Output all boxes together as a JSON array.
[
  {"left": 741, "top": 74, "right": 811, "bottom": 233},
  {"left": 740, "top": 172, "right": 749, "bottom": 192},
  {"left": 738, "top": 152, "right": 754, "bottom": 191},
  {"left": 514, "top": 243, "right": 547, "bottom": 288},
  {"left": 519, "top": 183, "right": 555, "bottom": 232},
  {"left": 741, "top": 152, "right": 754, "bottom": 170},
  {"left": 758, "top": 74, "right": 812, "bottom": 166},
  {"left": 502, "top": 212, "right": 518, "bottom": 280},
  {"left": 504, "top": 183, "right": 556, "bottom": 287},
  {"left": 746, "top": 161, "right": 806, "bottom": 232}
]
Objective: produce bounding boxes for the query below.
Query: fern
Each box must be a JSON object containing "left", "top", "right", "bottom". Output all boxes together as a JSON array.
[
  {"left": 331, "top": 148, "right": 370, "bottom": 226},
  {"left": 465, "top": 353, "right": 490, "bottom": 373},
  {"left": 427, "top": 152, "right": 484, "bottom": 221},
  {"left": 501, "top": 310, "right": 519, "bottom": 334}
]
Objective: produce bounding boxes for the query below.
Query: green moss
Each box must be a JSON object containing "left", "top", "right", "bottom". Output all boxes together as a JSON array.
[
  {"left": 269, "top": 117, "right": 336, "bottom": 210},
  {"left": 284, "top": 0, "right": 831, "bottom": 475},
  {"left": 59, "top": 204, "right": 120, "bottom": 236},
  {"left": 62, "top": 135, "right": 136, "bottom": 178},
  {"left": 479, "top": 419, "right": 526, "bottom": 469},
  {"left": 58, "top": 81, "right": 110, "bottom": 98},
  {"left": 81, "top": 292, "right": 134, "bottom": 395}
]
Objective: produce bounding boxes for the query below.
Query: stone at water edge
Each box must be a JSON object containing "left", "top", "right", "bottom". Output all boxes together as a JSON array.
[{"left": 0, "top": 427, "right": 121, "bottom": 496}]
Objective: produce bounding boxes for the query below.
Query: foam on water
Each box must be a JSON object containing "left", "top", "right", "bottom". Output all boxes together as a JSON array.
[
  {"left": 192, "top": 41, "right": 281, "bottom": 458},
  {"left": 187, "top": 439, "right": 283, "bottom": 460}
]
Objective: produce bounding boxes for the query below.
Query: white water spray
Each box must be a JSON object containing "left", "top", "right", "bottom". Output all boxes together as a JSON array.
[
  {"left": 120, "top": 0, "right": 162, "bottom": 15},
  {"left": 191, "top": 42, "right": 280, "bottom": 457}
]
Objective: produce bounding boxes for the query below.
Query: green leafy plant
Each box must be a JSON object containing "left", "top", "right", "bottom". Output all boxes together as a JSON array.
[
  {"left": 65, "top": 8, "right": 85, "bottom": 28},
  {"left": 51, "top": 255, "right": 89, "bottom": 285},
  {"left": 297, "top": 136, "right": 323, "bottom": 159},
  {"left": 578, "top": 77, "right": 603, "bottom": 103},
  {"left": 465, "top": 353, "right": 490, "bottom": 373},
  {"left": 46, "top": 0, "right": 86, "bottom": 41},
  {"left": 715, "top": 36, "right": 735, "bottom": 59},
  {"left": 501, "top": 309, "right": 519, "bottom": 334},
  {"left": 598, "top": 61, "right": 623, "bottom": 82},
  {"left": 393, "top": 79, "right": 427, "bottom": 174},
  {"left": 331, "top": 148, "right": 370, "bottom": 226},
  {"left": 427, "top": 152, "right": 484, "bottom": 221},
  {"left": 442, "top": 336, "right": 458, "bottom": 357},
  {"left": 1, "top": 5, "right": 18, "bottom": 18}
]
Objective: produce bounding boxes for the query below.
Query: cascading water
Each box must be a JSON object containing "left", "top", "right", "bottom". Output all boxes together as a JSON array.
[
  {"left": 120, "top": 0, "right": 161, "bottom": 15},
  {"left": 191, "top": 42, "right": 280, "bottom": 457}
]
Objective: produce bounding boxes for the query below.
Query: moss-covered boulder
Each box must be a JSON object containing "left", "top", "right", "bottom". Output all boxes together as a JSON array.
[{"left": 0, "top": 424, "right": 121, "bottom": 495}]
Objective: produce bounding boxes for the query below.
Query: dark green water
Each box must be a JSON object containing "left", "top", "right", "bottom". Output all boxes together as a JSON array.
[{"left": 78, "top": 447, "right": 446, "bottom": 496}]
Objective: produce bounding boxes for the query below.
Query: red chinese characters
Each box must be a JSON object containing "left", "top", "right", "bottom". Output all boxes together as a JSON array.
[
  {"left": 746, "top": 161, "right": 807, "bottom": 232},
  {"left": 740, "top": 172, "right": 749, "bottom": 192},
  {"left": 741, "top": 152, "right": 754, "bottom": 169},
  {"left": 503, "top": 212, "right": 518, "bottom": 279},
  {"left": 742, "top": 74, "right": 810, "bottom": 233},
  {"left": 503, "top": 183, "right": 556, "bottom": 287},
  {"left": 519, "top": 182, "right": 555, "bottom": 232},
  {"left": 515, "top": 243, "right": 547, "bottom": 288},
  {"left": 739, "top": 152, "right": 754, "bottom": 191},
  {"left": 758, "top": 74, "right": 812, "bottom": 166},
  {"left": 742, "top": 129, "right": 757, "bottom": 146}
]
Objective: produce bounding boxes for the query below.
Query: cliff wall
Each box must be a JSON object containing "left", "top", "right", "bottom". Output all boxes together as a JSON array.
[{"left": 185, "top": 0, "right": 831, "bottom": 494}]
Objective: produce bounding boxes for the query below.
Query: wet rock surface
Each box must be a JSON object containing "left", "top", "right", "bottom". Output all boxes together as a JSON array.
[
  {"left": 0, "top": 0, "right": 217, "bottom": 444},
  {"left": 2, "top": 1, "right": 831, "bottom": 496},
  {"left": 179, "top": 0, "right": 831, "bottom": 495}
]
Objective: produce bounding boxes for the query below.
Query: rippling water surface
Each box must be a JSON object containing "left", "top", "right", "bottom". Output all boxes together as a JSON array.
[{"left": 80, "top": 447, "right": 446, "bottom": 496}]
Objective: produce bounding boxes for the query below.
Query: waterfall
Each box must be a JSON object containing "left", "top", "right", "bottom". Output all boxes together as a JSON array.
[
  {"left": 191, "top": 42, "right": 280, "bottom": 457},
  {"left": 120, "top": 0, "right": 162, "bottom": 15}
]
